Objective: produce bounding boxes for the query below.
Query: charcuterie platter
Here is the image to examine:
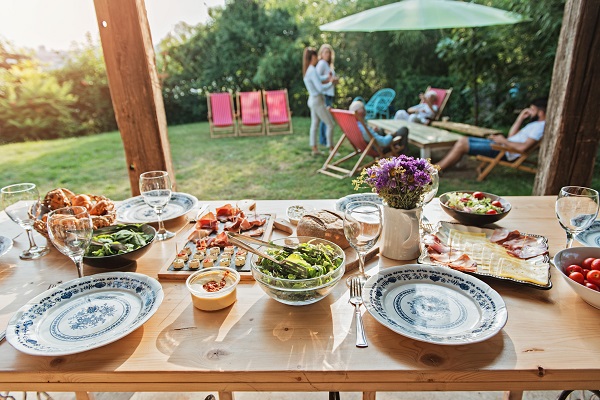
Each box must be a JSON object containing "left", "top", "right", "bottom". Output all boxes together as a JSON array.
[{"left": 419, "top": 221, "right": 551, "bottom": 289}]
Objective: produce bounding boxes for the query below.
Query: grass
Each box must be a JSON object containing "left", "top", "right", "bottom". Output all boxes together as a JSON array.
[{"left": 1, "top": 117, "right": 598, "bottom": 201}]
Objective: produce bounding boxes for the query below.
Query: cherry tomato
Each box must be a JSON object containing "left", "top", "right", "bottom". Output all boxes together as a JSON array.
[
  {"left": 566, "top": 265, "right": 583, "bottom": 274},
  {"left": 585, "top": 282, "right": 600, "bottom": 291},
  {"left": 583, "top": 269, "right": 591, "bottom": 277},
  {"left": 591, "top": 259, "right": 600, "bottom": 271},
  {"left": 586, "top": 270, "right": 600, "bottom": 286},
  {"left": 491, "top": 200, "right": 503, "bottom": 208},
  {"left": 486, "top": 209, "right": 498, "bottom": 215},
  {"left": 582, "top": 257, "right": 596, "bottom": 269},
  {"left": 473, "top": 191, "right": 485, "bottom": 200},
  {"left": 460, "top": 197, "right": 469, "bottom": 203},
  {"left": 569, "top": 271, "right": 585, "bottom": 285}
]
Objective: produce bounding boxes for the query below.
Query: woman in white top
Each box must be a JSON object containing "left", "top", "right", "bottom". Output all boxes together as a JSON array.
[
  {"left": 316, "top": 44, "right": 337, "bottom": 146},
  {"left": 303, "top": 47, "right": 335, "bottom": 155}
]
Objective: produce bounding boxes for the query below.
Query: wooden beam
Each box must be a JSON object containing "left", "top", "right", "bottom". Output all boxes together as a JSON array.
[
  {"left": 533, "top": 0, "right": 600, "bottom": 195},
  {"left": 93, "top": 0, "right": 175, "bottom": 196}
]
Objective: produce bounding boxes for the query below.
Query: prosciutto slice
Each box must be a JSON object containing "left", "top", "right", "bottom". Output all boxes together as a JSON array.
[
  {"left": 196, "top": 212, "right": 219, "bottom": 232},
  {"left": 428, "top": 252, "right": 478, "bottom": 272},
  {"left": 490, "top": 229, "right": 521, "bottom": 244}
]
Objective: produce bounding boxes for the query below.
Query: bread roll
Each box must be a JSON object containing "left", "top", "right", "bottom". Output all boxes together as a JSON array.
[{"left": 296, "top": 210, "right": 350, "bottom": 249}]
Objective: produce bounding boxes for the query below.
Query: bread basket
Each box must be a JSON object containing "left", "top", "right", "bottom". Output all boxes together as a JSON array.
[{"left": 33, "top": 188, "right": 116, "bottom": 238}]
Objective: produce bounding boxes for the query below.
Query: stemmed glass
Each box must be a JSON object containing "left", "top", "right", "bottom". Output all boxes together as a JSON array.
[
  {"left": 555, "top": 186, "right": 599, "bottom": 249},
  {"left": 420, "top": 170, "right": 439, "bottom": 206},
  {"left": 343, "top": 201, "right": 382, "bottom": 286},
  {"left": 1, "top": 183, "right": 50, "bottom": 260},
  {"left": 46, "top": 206, "right": 93, "bottom": 278},
  {"left": 139, "top": 171, "right": 174, "bottom": 241}
]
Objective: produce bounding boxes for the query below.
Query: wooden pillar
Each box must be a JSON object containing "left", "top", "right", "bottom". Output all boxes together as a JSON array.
[
  {"left": 93, "top": 0, "right": 175, "bottom": 196},
  {"left": 533, "top": 0, "right": 600, "bottom": 195}
]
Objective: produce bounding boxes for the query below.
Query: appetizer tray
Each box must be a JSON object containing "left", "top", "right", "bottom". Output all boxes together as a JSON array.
[{"left": 419, "top": 221, "right": 551, "bottom": 290}]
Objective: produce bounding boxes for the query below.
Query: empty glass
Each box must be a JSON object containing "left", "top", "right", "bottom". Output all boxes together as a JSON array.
[
  {"left": 1, "top": 183, "right": 50, "bottom": 260},
  {"left": 46, "top": 206, "right": 93, "bottom": 278},
  {"left": 343, "top": 201, "right": 382, "bottom": 286},
  {"left": 139, "top": 170, "right": 174, "bottom": 241},
  {"left": 555, "top": 186, "right": 599, "bottom": 248},
  {"left": 420, "top": 170, "right": 439, "bottom": 206}
]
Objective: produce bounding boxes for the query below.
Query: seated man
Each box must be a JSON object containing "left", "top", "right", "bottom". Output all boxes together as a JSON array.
[
  {"left": 349, "top": 100, "right": 408, "bottom": 149},
  {"left": 394, "top": 90, "right": 438, "bottom": 124},
  {"left": 437, "top": 97, "right": 547, "bottom": 172}
]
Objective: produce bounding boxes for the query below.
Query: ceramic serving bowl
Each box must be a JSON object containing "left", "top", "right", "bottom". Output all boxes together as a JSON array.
[
  {"left": 83, "top": 223, "right": 156, "bottom": 268},
  {"left": 553, "top": 247, "right": 600, "bottom": 309},
  {"left": 439, "top": 191, "right": 511, "bottom": 226},
  {"left": 250, "top": 236, "right": 345, "bottom": 306}
]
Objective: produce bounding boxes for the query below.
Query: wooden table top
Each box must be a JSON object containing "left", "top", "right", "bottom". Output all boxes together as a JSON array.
[
  {"left": 1, "top": 197, "right": 599, "bottom": 393},
  {"left": 431, "top": 121, "right": 502, "bottom": 137},
  {"left": 369, "top": 119, "right": 462, "bottom": 146}
]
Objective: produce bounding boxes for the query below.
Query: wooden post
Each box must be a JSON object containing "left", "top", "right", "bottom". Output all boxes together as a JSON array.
[
  {"left": 533, "top": 0, "right": 600, "bottom": 195},
  {"left": 93, "top": 0, "right": 175, "bottom": 196}
]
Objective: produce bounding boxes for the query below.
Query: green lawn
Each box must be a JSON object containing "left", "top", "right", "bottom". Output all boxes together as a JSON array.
[{"left": 0, "top": 117, "right": 597, "bottom": 201}]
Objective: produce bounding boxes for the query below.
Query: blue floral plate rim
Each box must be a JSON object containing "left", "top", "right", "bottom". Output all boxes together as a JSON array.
[
  {"left": 6, "top": 272, "right": 163, "bottom": 356},
  {"left": 362, "top": 264, "right": 507, "bottom": 345},
  {"left": 0, "top": 236, "right": 12, "bottom": 257},
  {"left": 116, "top": 192, "right": 198, "bottom": 223}
]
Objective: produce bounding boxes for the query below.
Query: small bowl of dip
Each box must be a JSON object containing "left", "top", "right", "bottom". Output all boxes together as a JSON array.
[
  {"left": 186, "top": 267, "right": 241, "bottom": 311},
  {"left": 286, "top": 205, "right": 312, "bottom": 225}
]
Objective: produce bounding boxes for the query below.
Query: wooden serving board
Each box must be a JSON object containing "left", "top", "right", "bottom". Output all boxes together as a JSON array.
[
  {"left": 158, "top": 213, "right": 276, "bottom": 281},
  {"left": 158, "top": 216, "right": 379, "bottom": 281}
]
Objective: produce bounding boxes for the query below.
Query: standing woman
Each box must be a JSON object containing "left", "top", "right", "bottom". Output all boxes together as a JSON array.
[
  {"left": 316, "top": 44, "right": 337, "bottom": 146},
  {"left": 303, "top": 47, "right": 335, "bottom": 155}
]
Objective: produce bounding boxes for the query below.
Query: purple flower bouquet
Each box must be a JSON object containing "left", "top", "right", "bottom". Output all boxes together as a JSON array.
[{"left": 353, "top": 155, "right": 439, "bottom": 210}]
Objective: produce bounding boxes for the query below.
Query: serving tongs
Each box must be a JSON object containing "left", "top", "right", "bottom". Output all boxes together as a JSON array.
[{"left": 226, "top": 232, "right": 308, "bottom": 278}]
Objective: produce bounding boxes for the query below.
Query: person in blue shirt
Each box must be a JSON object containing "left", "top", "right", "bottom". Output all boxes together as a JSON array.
[{"left": 349, "top": 100, "right": 408, "bottom": 149}]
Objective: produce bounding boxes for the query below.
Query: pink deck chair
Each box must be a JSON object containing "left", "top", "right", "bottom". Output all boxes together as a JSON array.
[
  {"left": 207, "top": 92, "right": 237, "bottom": 138},
  {"left": 236, "top": 91, "right": 265, "bottom": 136},
  {"left": 318, "top": 109, "right": 406, "bottom": 179},
  {"left": 263, "top": 89, "right": 293, "bottom": 135},
  {"left": 424, "top": 86, "right": 453, "bottom": 123}
]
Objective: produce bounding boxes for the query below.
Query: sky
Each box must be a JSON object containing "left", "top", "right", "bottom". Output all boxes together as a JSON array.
[{"left": 0, "top": 0, "right": 226, "bottom": 51}]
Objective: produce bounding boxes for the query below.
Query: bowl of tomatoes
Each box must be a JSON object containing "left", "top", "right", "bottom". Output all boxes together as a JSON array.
[
  {"left": 439, "top": 191, "right": 511, "bottom": 227},
  {"left": 553, "top": 247, "right": 600, "bottom": 309}
]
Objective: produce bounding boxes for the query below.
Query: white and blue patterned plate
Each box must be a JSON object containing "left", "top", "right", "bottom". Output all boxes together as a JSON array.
[
  {"left": 6, "top": 272, "right": 164, "bottom": 356},
  {"left": 116, "top": 192, "right": 198, "bottom": 223},
  {"left": 0, "top": 236, "right": 12, "bottom": 257},
  {"left": 335, "top": 193, "right": 382, "bottom": 212},
  {"left": 576, "top": 221, "right": 600, "bottom": 247},
  {"left": 363, "top": 264, "right": 507, "bottom": 345}
]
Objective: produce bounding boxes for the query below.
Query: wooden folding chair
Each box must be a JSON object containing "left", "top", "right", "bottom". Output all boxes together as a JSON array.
[
  {"left": 476, "top": 141, "right": 540, "bottom": 181},
  {"left": 263, "top": 89, "right": 293, "bottom": 135},
  {"left": 236, "top": 91, "right": 265, "bottom": 136},
  {"left": 319, "top": 109, "right": 406, "bottom": 179},
  {"left": 425, "top": 86, "right": 453, "bottom": 123},
  {"left": 207, "top": 92, "right": 237, "bottom": 138}
]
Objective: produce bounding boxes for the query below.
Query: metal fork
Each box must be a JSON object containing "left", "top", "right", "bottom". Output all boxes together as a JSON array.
[{"left": 349, "top": 277, "right": 368, "bottom": 348}]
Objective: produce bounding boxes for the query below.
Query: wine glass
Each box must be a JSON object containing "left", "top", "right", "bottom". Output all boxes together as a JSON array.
[
  {"left": 421, "top": 169, "right": 439, "bottom": 206},
  {"left": 46, "top": 206, "right": 93, "bottom": 278},
  {"left": 139, "top": 170, "right": 174, "bottom": 241},
  {"left": 556, "top": 186, "right": 599, "bottom": 248},
  {"left": 1, "top": 183, "right": 50, "bottom": 260},
  {"left": 343, "top": 201, "right": 382, "bottom": 286}
]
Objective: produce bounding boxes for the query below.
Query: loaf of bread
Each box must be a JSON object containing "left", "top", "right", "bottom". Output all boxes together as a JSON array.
[{"left": 296, "top": 210, "right": 350, "bottom": 249}]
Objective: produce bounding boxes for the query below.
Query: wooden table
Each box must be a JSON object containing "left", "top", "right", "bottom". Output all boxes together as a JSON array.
[
  {"left": 369, "top": 119, "right": 462, "bottom": 158},
  {"left": 431, "top": 121, "right": 502, "bottom": 137},
  {"left": 1, "top": 198, "right": 599, "bottom": 399}
]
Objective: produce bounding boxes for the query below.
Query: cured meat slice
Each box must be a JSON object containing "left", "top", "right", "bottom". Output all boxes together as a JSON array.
[
  {"left": 242, "top": 227, "right": 265, "bottom": 237},
  {"left": 239, "top": 217, "right": 253, "bottom": 231},
  {"left": 246, "top": 215, "right": 266, "bottom": 227},
  {"left": 490, "top": 229, "right": 521, "bottom": 244},
  {"left": 506, "top": 244, "right": 548, "bottom": 259},
  {"left": 216, "top": 204, "right": 240, "bottom": 218},
  {"left": 196, "top": 212, "right": 219, "bottom": 232},
  {"left": 223, "top": 216, "right": 242, "bottom": 231},
  {"left": 429, "top": 252, "right": 478, "bottom": 272},
  {"left": 211, "top": 231, "right": 230, "bottom": 247}
]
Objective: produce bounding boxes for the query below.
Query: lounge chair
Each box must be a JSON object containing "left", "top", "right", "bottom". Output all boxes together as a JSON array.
[
  {"left": 263, "top": 89, "right": 293, "bottom": 135},
  {"left": 475, "top": 141, "right": 540, "bottom": 181},
  {"left": 318, "top": 109, "right": 407, "bottom": 179},
  {"left": 207, "top": 92, "right": 237, "bottom": 138},
  {"left": 354, "top": 88, "right": 396, "bottom": 120},
  {"left": 236, "top": 91, "right": 265, "bottom": 136},
  {"left": 425, "top": 86, "right": 453, "bottom": 122}
]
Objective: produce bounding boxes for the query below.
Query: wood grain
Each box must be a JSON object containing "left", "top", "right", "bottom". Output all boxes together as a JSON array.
[{"left": 1, "top": 198, "right": 600, "bottom": 395}]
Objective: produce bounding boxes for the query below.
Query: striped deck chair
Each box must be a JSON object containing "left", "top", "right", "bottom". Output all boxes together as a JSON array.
[
  {"left": 318, "top": 109, "right": 406, "bottom": 179},
  {"left": 236, "top": 91, "right": 265, "bottom": 136},
  {"left": 425, "top": 86, "right": 453, "bottom": 123},
  {"left": 207, "top": 92, "right": 237, "bottom": 138},
  {"left": 263, "top": 89, "right": 293, "bottom": 135}
]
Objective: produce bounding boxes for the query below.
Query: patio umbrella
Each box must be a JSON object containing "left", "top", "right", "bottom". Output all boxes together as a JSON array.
[{"left": 319, "top": 0, "right": 527, "bottom": 32}]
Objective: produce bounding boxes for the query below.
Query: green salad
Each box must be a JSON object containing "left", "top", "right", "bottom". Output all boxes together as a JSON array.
[
  {"left": 256, "top": 241, "right": 343, "bottom": 281},
  {"left": 445, "top": 192, "right": 505, "bottom": 215},
  {"left": 85, "top": 225, "right": 153, "bottom": 257}
]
